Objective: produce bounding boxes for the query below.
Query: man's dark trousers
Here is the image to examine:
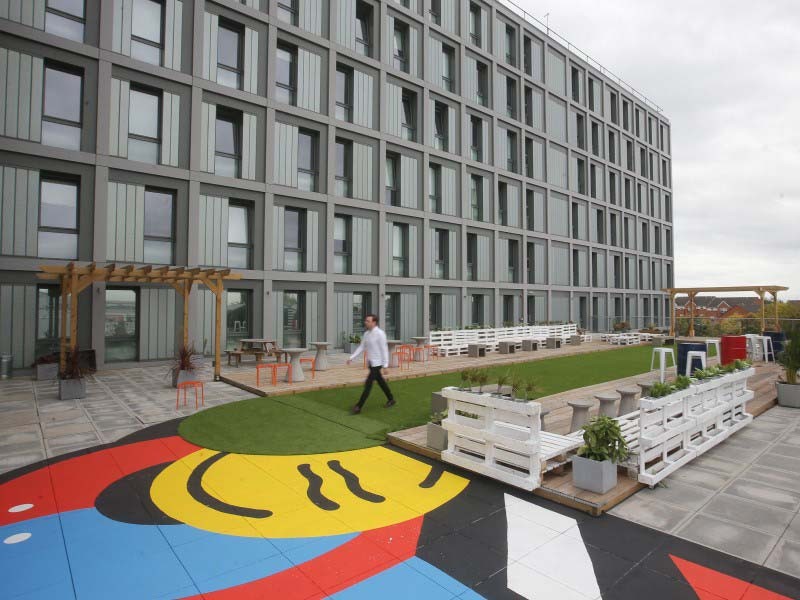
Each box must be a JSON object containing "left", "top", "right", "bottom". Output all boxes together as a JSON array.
[{"left": 357, "top": 366, "right": 394, "bottom": 408}]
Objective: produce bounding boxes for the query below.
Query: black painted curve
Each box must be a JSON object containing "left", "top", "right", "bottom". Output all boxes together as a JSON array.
[
  {"left": 187, "top": 452, "right": 272, "bottom": 518},
  {"left": 419, "top": 464, "right": 445, "bottom": 489},
  {"left": 297, "top": 463, "right": 340, "bottom": 511},
  {"left": 327, "top": 459, "right": 385, "bottom": 503}
]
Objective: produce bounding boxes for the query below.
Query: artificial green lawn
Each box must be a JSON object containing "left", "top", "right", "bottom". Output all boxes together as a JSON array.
[{"left": 179, "top": 344, "right": 657, "bottom": 455}]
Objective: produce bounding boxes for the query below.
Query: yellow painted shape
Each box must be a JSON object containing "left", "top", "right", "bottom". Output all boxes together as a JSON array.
[{"left": 150, "top": 446, "right": 469, "bottom": 538}]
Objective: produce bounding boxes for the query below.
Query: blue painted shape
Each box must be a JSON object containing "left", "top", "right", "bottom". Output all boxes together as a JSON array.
[
  {"left": 328, "top": 561, "right": 458, "bottom": 600},
  {"left": 457, "top": 588, "right": 487, "bottom": 600},
  {"left": 404, "top": 557, "right": 471, "bottom": 596},
  {"left": 271, "top": 532, "right": 356, "bottom": 556},
  {"left": 195, "top": 553, "right": 295, "bottom": 594},
  {"left": 0, "top": 515, "right": 75, "bottom": 600}
]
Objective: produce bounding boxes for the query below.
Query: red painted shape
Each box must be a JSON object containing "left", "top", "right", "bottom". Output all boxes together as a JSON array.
[
  {"left": 193, "top": 516, "right": 424, "bottom": 600},
  {"left": 0, "top": 436, "right": 200, "bottom": 526},
  {"left": 670, "top": 555, "right": 792, "bottom": 600}
]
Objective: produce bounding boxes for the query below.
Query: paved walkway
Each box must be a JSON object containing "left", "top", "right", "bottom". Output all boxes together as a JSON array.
[
  {"left": 0, "top": 364, "right": 252, "bottom": 475},
  {"left": 610, "top": 404, "right": 800, "bottom": 581},
  {"left": 1, "top": 419, "right": 799, "bottom": 600}
]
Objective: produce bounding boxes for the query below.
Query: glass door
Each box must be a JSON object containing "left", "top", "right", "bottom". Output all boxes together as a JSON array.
[
  {"left": 384, "top": 293, "right": 399, "bottom": 340},
  {"left": 351, "top": 292, "right": 370, "bottom": 335},
  {"left": 226, "top": 290, "right": 252, "bottom": 350},
  {"left": 283, "top": 291, "right": 306, "bottom": 347},
  {"left": 105, "top": 288, "right": 138, "bottom": 362}
]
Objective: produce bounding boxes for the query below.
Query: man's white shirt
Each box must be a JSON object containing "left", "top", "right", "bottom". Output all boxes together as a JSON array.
[{"left": 349, "top": 326, "right": 390, "bottom": 368}]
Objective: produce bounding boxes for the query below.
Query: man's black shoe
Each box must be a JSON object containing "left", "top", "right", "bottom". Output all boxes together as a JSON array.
[
  {"left": 350, "top": 405, "right": 361, "bottom": 415},
  {"left": 384, "top": 399, "right": 396, "bottom": 408}
]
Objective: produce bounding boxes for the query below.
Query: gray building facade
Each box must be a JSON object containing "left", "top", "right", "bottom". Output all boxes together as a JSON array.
[{"left": 0, "top": 0, "right": 674, "bottom": 370}]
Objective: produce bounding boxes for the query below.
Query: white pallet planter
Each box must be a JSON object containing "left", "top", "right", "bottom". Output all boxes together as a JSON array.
[
  {"left": 440, "top": 387, "right": 542, "bottom": 491},
  {"left": 429, "top": 324, "right": 579, "bottom": 356}
]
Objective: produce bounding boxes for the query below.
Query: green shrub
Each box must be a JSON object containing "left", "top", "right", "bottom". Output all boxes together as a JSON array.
[
  {"left": 577, "top": 416, "right": 630, "bottom": 463},
  {"left": 648, "top": 382, "right": 674, "bottom": 398},
  {"left": 674, "top": 375, "right": 691, "bottom": 390}
]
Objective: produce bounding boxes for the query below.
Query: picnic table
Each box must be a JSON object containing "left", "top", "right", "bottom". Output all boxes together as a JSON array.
[{"left": 240, "top": 339, "right": 287, "bottom": 362}]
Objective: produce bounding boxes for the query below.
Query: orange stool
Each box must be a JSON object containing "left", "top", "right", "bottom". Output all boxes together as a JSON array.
[
  {"left": 256, "top": 362, "right": 292, "bottom": 386},
  {"left": 300, "top": 357, "right": 316, "bottom": 379},
  {"left": 393, "top": 346, "right": 412, "bottom": 370},
  {"left": 424, "top": 344, "right": 440, "bottom": 360},
  {"left": 176, "top": 380, "right": 204, "bottom": 409}
]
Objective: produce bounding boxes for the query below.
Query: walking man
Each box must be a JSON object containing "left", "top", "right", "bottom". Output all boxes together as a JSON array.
[{"left": 346, "top": 314, "right": 395, "bottom": 414}]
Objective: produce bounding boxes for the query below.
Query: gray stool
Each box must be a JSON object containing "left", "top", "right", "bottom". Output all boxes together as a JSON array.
[
  {"left": 539, "top": 407, "right": 550, "bottom": 432},
  {"left": 594, "top": 392, "right": 618, "bottom": 418},
  {"left": 636, "top": 380, "right": 656, "bottom": 398},
  {"left": 616, "top": 387, "right": 640, "bottom": 416},
  {"left": 568, "top": 399, "right": 594, "bottom": 432},
  {"left": 522, "top": 339, "right": 539, "bottom": 351}
]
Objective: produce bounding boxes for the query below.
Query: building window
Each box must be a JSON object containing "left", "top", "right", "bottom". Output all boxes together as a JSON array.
[
  {"left": 335, "top": 64, "right": 353, "bottom": 122},
  {"left": 355, "top": 1, "right": 372, "bottom": 57},
  {"left": 277, "top": 0, "right": 298, "bottom": 26},
  {"left": 507, "top": 240, "right": 518, "bottom": 281},
  {"left": 38, "top": 177, "right": 78, "bottom": 259},
  {"left": 105, "top": 288, "right": 138, "bottom": 362},
  {"left": 476, "top": 62, "right": 488, "bottom": 106},
  {"left": 466, "top": 234, "right": 477, "bottom": 280},
  {"left": 393, "top": 21, "right": 409, "bottom": 72},
  {"left": 227, "top": 289, "right": 252, "bottom": 350},
  {"left": 217, "top": 20, "right": 243, "bottom": 89},
  {"left": 470, "top": 116, "right": 483, "bottom": 161},
  {"left": 433, "top": 228, "right": 448, "bottom": 279},
  {"left": 506, "top": 76, "right": 516, "bottom": 118},
  {"left": 283, "top": 208, "right": 305, "bottom": 271},
  {"left": 502, "top": 294, "right": 514, "bottom": 324},
  {"left": 297, "top": 130, "right": 318, "bottom": 192},
  {"left": 470, "top": 294, "right": 483, "bottom": 325},
  {"left": 433, "top": 102, "right": 448, "bottom": 151},
  {"left": 143, "top": 189, "right": 173, "bottom": 263},
  {"left": 128, "top": 86, "right": 161, "bottom": 164},
  {"left": 429, "top": 163, "right": 442, "bottom": 213},
  {"left": 130, "top": 0, "right": 163, "bottom": 65},
  {"left": 215, "top": 109, "right": 240, "bottom": 177},
  {"left": 36, "top": 286, "right": 61, "bottom": 358},
  {"left": 609, "top": 91, "right": 618, "bottom": 125},
  {"left": 386, "top": 153, "right": 400, "bottom": 206},
  {"left": 333, "top": 214, "right": 351, "bottom": 274},
  {"left": 42, "top": 64, "right": 82, "bottom": 150},
  {"left": 506, "top": 131, "right": 517, "bottom": 172},
  {"left": 469, "top": 4, "right": 481, "bottom": 47},
  {"left": 442, "top": 45, "right": 455, "bottom": 92},
  {"left": 429, "top": 0, "right": 442, "bottom": 24},
  {"left": 45, "top": 0, "right": 85, "bottom": 42},
  {"left": 275, "top": 44, "right": 297, "bottom": 105},
  {"left": 401, "top": 91, "right": 416, "bottom": 141},
  {"left": 335, "top": 138, "right": 352, "bottom": 198},
  {"left": 227, "top": 203, "right": 252, "bottom": 269},
  {"left": 470, "top": 174, "right": 482, "bottom": 221},
  {"left": 504, "top": 24, "right": 515, "bottom": 65},
  {"left": 498, "top": 183, "right": 508, "bottom": 226},
  {"left": 384, "top": 292, "right": 399, "bottom": 339},
  {"left": 391, "top": 223, "right": 408, "bottom": 276},
  {"left": 588, "top": 77, "right": 597, "bottom": 112},
  {"left": 429, "top": 293, "right": 442, "bottom": 330},
  {"left": 352, "top": 292, "right": 371, "bottom": 332}
]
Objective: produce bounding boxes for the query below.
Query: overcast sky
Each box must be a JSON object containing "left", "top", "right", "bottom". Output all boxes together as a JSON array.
[{"left": 514, "top": 0, "right": 800, "bottom": 299}]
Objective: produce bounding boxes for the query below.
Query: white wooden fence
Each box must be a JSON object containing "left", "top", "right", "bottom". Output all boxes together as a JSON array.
[{"left": 431, "top": 324, "right": 591, "bottom": 356}]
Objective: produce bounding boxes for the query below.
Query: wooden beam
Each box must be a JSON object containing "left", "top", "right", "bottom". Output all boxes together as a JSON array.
[
  {"left": 214, "top": 276, "right": 223, "bottom": 380},
  {"left": 60, "top": 276, "right": 67, "bottom": 373},
  {"left": 669, "top": 292, "right": 676, "bottom": 336},
  {"left": 758, "top": 291, "right": 766, "bottom": 334},
  {"left": 774, "top": 291, "right": 780, "bottom": 331},
  {"left": 688, "top": 292, "right": 696, "bottom": 337},
  {"left": 183, "top": 281, "right": 192, "bottom": 348},
  {"left": 70, "top": 266, "right": 78, "bottom": 354}
]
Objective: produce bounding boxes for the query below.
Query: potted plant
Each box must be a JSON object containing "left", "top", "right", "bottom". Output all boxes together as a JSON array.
[
  {"left": 58, "top": 347, "right": 94, "bottom": 400},
  {"left": 427, "top": 410, "right": 449, "bottom": 451},
  {"left": 342, "top": 333, "right": 361, "bottom": 354},
  {"left": 168, "top": 344, "right": 201, "bottom": 388},
  {"left": 572, "top": 416, "right": 630, "bottom": 494},
  {"left": 776, "top": 330, "right": 800, "bottom": 408},
  {"left": 32, "top": 353, "right": 59, "bottom": 381}
]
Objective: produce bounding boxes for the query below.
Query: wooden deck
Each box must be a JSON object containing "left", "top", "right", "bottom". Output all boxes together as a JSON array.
[{"left": 387, "top": 362, "right": 781, "bottom": 516}]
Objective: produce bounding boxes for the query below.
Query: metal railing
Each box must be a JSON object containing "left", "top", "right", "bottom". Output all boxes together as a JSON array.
[
  {"left": 672, "top": 317, "right": 800, "bottom": 337},
  {"left": 496, "top": 0, "right": 665, "bottom": 114}
]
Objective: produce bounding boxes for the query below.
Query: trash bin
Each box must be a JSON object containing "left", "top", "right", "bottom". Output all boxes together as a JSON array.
[
  {"left": 0, "top": 354, "right": 12, "bottom": 379},
  {"left": 763, "top": 331, "right": 786, "bottom": 356},
  {"left": 720, "top": 335, "right": 747, "bottom": 365},
  {"left": 677, "top": 343, "right": 706, "bottom": 376}
]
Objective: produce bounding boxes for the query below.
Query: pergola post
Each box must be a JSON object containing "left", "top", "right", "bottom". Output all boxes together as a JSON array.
[
  {"left": 773, "top": 291, "right": 780, "bottom": 331},
  {"left": 183, "top": 281, "right": 192, "bottom": 348},
  {"left": 70, "top": 265, "right": 78, "bottom": 356},
  {"left": 757, "top": 290, "right": 766, "bottom": 334},
  {"left": 59, "top": 275, "right": 68, "bottom": 373},
  {"left": 688, "top": 292, "right": 696, "bottom": 337},
  {"left": 214, "top": 276, "right": 223, "bottom": 381},
  {"left": 669, "top": 291, "right": 676, "bottom": 336}
]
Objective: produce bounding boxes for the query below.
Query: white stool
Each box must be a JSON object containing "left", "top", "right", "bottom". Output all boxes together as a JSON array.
[
  {"left": 685, "top": 350, "right": 707, "bottom": 376},
  {"left": 745, "top": 334, "right": 761, "bottom": 360},
  {"left": 650, "top": 347, "right": 676, "bottom": 383},
  {"left": 760, "top": 336, "right": 775, "bottom": 362},
  {"left": 705, "top": 338, "right": 720, "bottom": 361}
]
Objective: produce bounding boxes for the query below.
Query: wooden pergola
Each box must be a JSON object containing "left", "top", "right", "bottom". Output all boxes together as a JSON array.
[
  {"left": 663, "top": 285, "right": 789, "bottom": 337},
  {"left": 37, "top": 263, "right": 242, "bottom": 380}
]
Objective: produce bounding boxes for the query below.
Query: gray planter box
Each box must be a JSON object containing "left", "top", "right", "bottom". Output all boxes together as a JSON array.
[
  {"left": 342, "top": 342, "right": 359, "bottom": 354},
  {"left": 431, "top": 392, "right": 447, "bottom": 414},
  {"left": 36, "top": 363, "right": 59, "bottom": 381},
  {"left": 571, "top": 455, "right": 618, "bottom": 494},
  {"left": 59, "top": 378, "right": 86, "bottom": 401},
  {"left": 777, "top": 382, "right": 800, "bottom": 408},
  {"left": 427, "top": 422, "right": 448, "bottom": 451}
]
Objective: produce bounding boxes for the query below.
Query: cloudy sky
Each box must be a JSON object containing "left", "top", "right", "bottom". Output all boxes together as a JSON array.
[{"left": 514, "top": 0, "right": 800, "bottom": 298}]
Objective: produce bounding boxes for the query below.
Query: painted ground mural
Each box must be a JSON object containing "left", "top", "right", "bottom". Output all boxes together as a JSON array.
[{"left": 2, "top": 420, "right": 798, "bottom": 600}]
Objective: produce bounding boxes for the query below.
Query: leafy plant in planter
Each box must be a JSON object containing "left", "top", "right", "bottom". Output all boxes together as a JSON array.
[
  {"left": 674, "top": 375, "right": 691, "bottom": 390},
  {"left": 776, "top": 331, "right": 800, "bottom": 407},
  {"left": 494, "top": 371, "right": 511, "bottom": 395},
  {"left": 648, "top": 381, "right": 674, "bottom": 398},
  {"left": 168, "top": 344, "right": 201, "bottom": 388},
  {"left": 572, "top": 416, "right": 629, "bottom": 494},
  {"left": 342, "top": 333, "right": 362, "bottom": 354},
  {"left": 510, "top": 375, "right": 525, "bottom": 401},
  {"left": 460, "top": 368, "right": 475, "bottom": 390},
  {"left": 524, "top": 378, "right": 539, "bottom": 401},
  {"left": 32, "top": 353, "right": 59, "bottom": 381},
  {"left": 612, "top": 321, "right": 630, "bottom": 332},
  {"left": 59, "top": 347, "right": 95, "bottom": 400},
  {"left": 473, "top": 369, "right": 490, "bottom": 393}
]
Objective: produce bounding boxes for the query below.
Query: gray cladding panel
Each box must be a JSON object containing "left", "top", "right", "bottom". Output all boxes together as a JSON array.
[
  {"left": 0, "top": 284, "right": 36, "bottom": 368},
  {"left": 550, "top": 242, "right": 569, "bottom": 285},
  {"left": 140, "top": 288, "right": 176, "bottom": 360},
  {"left": 352, "top": 69, "right": 374, "bottom": 129},
  {"left": 351, "top": 215, "right": 372, "bottom": 274},
  {"left": 547, "top": 144, "right": 568, "bottom": 189},
  {"left": 441, "top": 164, "right": 457, "bottom": 216},
  {"left": 273, "top": 121, "right": 299, "bottom": 188},
  {"left": 299, "top": 0, "right": 323, "bottom": 36},
  {"left": 400, "top": 154, "right": 418, "bottom": 209},
  {"left": 0, "top": 166, "right": 39, "bottom": 257},
  {"left": 297, "top": 48, "right": 322, "bottom": 113},
  {"left": 352, "top": 142, "right": 373, "bottom": 201},
  {"left": 334, "top": 0, "right": 357, "bottom": 51},
  {"left": 198, "top": 195, "right": 229, "bottom": 267},
  {"left": 0, "top": 48, "right": 43, "bottom": 142}
]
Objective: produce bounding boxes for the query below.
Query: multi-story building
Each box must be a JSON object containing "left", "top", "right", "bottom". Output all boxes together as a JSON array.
[{"left": 0, "top": 0, "right": 674, "bottom": 371}]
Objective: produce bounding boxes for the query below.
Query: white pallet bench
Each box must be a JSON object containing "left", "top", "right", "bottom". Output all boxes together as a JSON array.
[
  {"left": 539, "top": 432, "right": 583, "bottom": 473},
  {"left": 441, "top": 387, "right": 542, "bottom": 490},
  {"left": 429, "top": 324, "right": 580, "bottom": 357}
]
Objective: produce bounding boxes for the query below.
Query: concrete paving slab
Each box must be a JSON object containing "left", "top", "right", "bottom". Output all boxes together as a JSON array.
[
  {"left": 739, "top": 465, "right": 800, "bottom": 494},
  {"left": 765, "top": 538, "right": 800, "bottom": 580},
  {"left": 700, "top": 494, "right": 795, "bottom": 536},
  {"left": 722, "top": 479, "right": 800, "bottom": 512},
  {"left": 755, "top": 452, "right": 800, "bottom": 474},
  {"left": 638, "top": 479, "right": 716, "bottom": 511},
  {"left": 666, "top": 465, "right": 733, "bottom": 491},
  {"left": 676, "top": 514, "right": 778, "bottom": 564},
  {"left": 784, "top": 514, "right": 800, "bottom": 543},
  {"left": 607, "top": 494, "right": 691, "bottom": 533}
]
